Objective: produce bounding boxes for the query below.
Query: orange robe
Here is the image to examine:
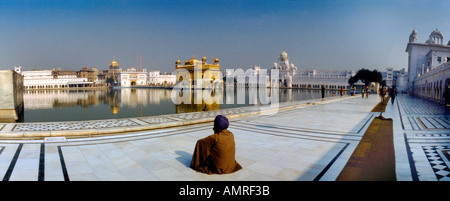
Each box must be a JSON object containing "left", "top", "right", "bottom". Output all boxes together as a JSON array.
[{"left": 190, "top": 129, "right": 242, "bottom": 174}]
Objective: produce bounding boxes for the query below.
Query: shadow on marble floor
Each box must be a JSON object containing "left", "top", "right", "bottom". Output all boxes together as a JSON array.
[{"left": 175, "top": 150, "right": 192, "bottom": 168}]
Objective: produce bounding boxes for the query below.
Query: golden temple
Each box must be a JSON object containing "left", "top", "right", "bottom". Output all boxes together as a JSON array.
[{"left": 175, "top": 54, "right": 221, "bottom": 88}]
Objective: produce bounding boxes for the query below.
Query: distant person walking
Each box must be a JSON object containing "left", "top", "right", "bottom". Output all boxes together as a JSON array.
[
  {"left": 366, "top": 86, "right": 369, "bottom": 98},
  {"left": 321, "top": 85, "right": 325, "bottom": 99},
  {"left": 389, "top": 88, "right": 397, "bottom": 105},
  {"left": 361, "top": 88, "right": 365, "bottom": 98},
  {"left": 340, "top": 87, "right": 344, "bottom": 96},
  {"left": 380, "top": 87, "right": 386, "bottom": 103}
]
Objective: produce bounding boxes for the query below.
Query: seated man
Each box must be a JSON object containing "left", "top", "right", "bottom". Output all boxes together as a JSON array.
[{"left": 190, "top": 115, "right": 242, "bottom": 174}]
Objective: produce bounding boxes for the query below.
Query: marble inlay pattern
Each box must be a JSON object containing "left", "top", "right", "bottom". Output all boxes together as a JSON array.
[
  {"left": 416, "top": 133, "right": 450, "bottom": 137},
  {"left": 397, "top": 94, "right": 450, "bottom": 181},
  {"left": 421, "top": 145, "right": 450, "bottom": 181},
  {"left": 137, "top": 117, "right": 175, "bottom": 124},
  {"left": 12, "top": 119, "right": 141, "bottom": 131}
]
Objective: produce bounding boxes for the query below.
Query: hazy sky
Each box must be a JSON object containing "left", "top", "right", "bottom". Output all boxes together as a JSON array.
[{"left": 0, "top": 0, "right": 449, "bottom": 72}]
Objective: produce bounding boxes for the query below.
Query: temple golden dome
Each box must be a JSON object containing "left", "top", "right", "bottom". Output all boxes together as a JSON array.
[
  {"left": 202, "top": 56, "right": 207, "bottom": 62},
  {"left": 184, "top": 53, "right": 198, "bottom": 65},
  {"left": 110, "top": 56, "right": 119, "bottom": 68},
  {"left": 188, "top": 54, "right": 197, "bottom": 62},
  {"left": 176, "top": 59, "right": 181, "bottom": 65},
  {"left": 214, "top": 57, "right": 219, "bottom": 63}
]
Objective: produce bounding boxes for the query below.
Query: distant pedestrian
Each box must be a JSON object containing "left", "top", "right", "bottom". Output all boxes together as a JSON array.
[
  {"left": 340, "top": 87, "right": 344, "bottom": 96},
  {"left": 321, "top": 85, "right": 325, "bottom": 99},
  {"left": 380, "top": 87, "right": 386, "bottom": 103},
  {"left": 366, "top": 86, "right": 369, "bottom": 98},
  {"left": 361, "top": 88, "right": 365, "bottom": 98},
  {"left": 389, "top": 88, "right": 397, "bottom": 105}
]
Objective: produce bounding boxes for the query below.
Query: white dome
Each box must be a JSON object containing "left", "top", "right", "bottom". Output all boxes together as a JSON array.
[
  {"left": 430, "top": 29, "right": 443, "bottom": 38},
  {"left": 428, "top": 29, "right": 444, "bottom": 44},
  {"left": 290, "top": 63, "right": 297, "bottom": 70}
]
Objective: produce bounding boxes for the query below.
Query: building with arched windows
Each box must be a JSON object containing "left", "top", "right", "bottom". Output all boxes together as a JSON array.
[
  {"left": 148, "top": 70, "right": 176, "bottom": 86},
  {"left": 405, "top": 28, "right": 450, "bottom": 103},
  {"left": 118, "top": 68, "right": 148, "bottom": 87},
  {"left": 293, "top": 69, "right": 357, "bottom": 90},
  {"left": 14, "top": 66, "right": 92, "bottom": 89}
]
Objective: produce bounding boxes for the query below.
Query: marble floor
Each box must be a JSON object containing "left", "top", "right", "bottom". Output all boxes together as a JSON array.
[
  {"left": 394, "top": 95, "right": 450, "bottom": 181},
  {"left": 0, "top": 94, "right": 448, "bottom": 181}
]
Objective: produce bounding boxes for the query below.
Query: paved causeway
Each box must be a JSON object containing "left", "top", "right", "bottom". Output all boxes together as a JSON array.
[{"left": 0, "top": 94, "right": 449, "bottom": 181}]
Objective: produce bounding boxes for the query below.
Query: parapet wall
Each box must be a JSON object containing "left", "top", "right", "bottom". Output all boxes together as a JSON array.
[{"left": 0, "top": 70, "right": 24, "bottom": 122}]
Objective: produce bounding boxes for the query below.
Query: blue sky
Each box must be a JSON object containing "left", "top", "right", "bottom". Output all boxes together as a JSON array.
[{"left": 0, "top": 0, "right": 449, "bottom": 72}]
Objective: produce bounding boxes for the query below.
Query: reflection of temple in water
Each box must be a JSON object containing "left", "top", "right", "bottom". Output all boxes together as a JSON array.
[
  {"left": 175, "top": 101, "right": 220, "bottom": 113},
  {"left": 23, "top": 88, "right": 175, "bottom": 116},
  {"left": 174, "top": 89, "right": 222, "bottom": 113},
  {"left": 106, "top": 89, "right": 120, "bottom": 115},
  {"left": 24, "top": 90, "right": 102, "bottom": 109},
  {"left": 176, "top": 102, "right": 220, "bottom": 113},
  {"left": 19, "top": 87, "right": 333, "bottom": 122},
  {"left": 24, "top": 89, "right": 116, "bottom": 112}
]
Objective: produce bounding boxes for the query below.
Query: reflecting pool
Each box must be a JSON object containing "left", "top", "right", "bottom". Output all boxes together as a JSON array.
[{"left": 22, "top": 87, "right": 337, "bottom": 122}]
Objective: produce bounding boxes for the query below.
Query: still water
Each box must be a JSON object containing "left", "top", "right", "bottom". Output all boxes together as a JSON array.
[{"left": 23, "top": 88, "right": 336, "bottom": 122}]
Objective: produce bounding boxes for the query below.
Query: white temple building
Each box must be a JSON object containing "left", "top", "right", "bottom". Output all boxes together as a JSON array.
[
  {"left": 148, "top": 70, "right": 176, "bottom": 86},
  {"left": 270, "top": 51, "right": 358, "bottom": 89},
  {"left": 405, "top": 28, "right": 450, "bottom": 103},
  {"left": 227, "top": 65, "right": 271, "bottom": 87},
  {"left": 272, "top": 51, "right": 297, "bottom": 87},
  {"left": 14, "top": 66, "right": 91, "bottom": 89},
  {"left": 118, "top": 68, "right": 148, "bottom": 87},
  {"left": 293, "top": 69, "right": 357, "bottom": 89}
]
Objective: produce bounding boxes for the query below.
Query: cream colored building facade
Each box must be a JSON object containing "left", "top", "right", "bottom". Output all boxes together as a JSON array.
[
  {"left": 148, "top": 70, "right": 176, "bottom": 86},
  {"left": 118, "top": 68, "right": 148, "bottom": 87},
  {"left": 14, "top": 66, "right": 91, "bottom": 89}
]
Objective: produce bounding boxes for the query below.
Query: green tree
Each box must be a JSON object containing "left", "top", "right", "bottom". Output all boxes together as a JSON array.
[
  {"left": 106, "top": 77, "right": 115, "bottom": 85},
  {"left": 348, "top": 68, "right": 383, "bottom": 87}
]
